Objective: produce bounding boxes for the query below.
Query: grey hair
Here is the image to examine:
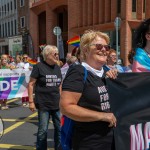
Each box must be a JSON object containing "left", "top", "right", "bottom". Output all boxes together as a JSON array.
[{"left": 42, "top": 45, "right": 58, "bottom": 61}]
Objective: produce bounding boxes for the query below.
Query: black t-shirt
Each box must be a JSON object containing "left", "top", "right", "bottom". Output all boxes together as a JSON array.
[
  {"left": 30, "top": 61, "right": 62, "bottom": 110},
  {"left": 62, "top": 65, "right": 114, "bottom": 149}
]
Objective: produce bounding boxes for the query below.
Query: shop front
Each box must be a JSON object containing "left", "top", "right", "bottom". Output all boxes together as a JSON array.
[{"left": 9, "top": 36, "right": 22, "bottom": 57}]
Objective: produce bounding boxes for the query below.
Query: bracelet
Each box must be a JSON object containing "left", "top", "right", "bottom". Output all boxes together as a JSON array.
[{"left": 29, "top": 101, "right": 34, "bottom": 103}]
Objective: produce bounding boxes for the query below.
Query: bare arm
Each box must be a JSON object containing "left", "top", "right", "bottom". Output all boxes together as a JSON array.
[
  {"left": 59, "top": 83, "right": 62, "bottom": 96},
  {"left": 28, "top": 77, "right": 37, "bottom": 112},
  {"left": 60, "top": 91, "right": 116, "bottom": 127}
]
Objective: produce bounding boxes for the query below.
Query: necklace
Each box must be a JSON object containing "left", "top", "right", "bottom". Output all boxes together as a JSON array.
[{"left": 144, "top": 48, "right": 150, "bottom": 57}]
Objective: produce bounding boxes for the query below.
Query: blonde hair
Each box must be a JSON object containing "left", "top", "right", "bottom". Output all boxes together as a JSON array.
[
  {"left": 80, "top": 30, "right": 110, "bottom": 60},
  {"left": 42, "top": 45, "right": 58, "bottom": 61},
  {"left": 108, "top": 49, "right": 116, "bottom": 56},
  {"left": 1, "top": 54, "right": 8, "bottom": 60}
]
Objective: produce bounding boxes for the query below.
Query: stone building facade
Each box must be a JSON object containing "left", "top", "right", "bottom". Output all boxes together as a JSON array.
[
  {"left": 0, "top": 0, "right": 30, "bottom": 56},
  {"left": 30, "top": 0, "right": 150, "bottom": 65},
  {"left": 0, "top": 0, "right": 18, "bottom": 54}
]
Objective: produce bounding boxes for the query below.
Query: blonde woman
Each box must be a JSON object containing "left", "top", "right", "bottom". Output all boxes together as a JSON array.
[
  {"left": 28, "top": 45, "right": 62, "bottom": 150},
  {"left": 60, "top": 30, "right": 117, "bottom": 150}
]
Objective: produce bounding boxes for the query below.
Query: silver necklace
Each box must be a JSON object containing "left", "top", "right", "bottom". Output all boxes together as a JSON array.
[{"left": 144, "top": 48, "right": 150, "bottom": 57}]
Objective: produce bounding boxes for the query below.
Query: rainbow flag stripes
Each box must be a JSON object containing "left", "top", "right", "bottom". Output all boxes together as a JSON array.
[
  {"left": 67, "top": 36, "right": 80, "bottom": 47},
  {"left": 27, "top": 59, "right": 37, "bottom": 65}
]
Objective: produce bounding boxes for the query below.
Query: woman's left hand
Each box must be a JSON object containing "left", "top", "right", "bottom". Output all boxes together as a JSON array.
[{"left": 106, "top": 69, "right": 118, "bottom": 79}]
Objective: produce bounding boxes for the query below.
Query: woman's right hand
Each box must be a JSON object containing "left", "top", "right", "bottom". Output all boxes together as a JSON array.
[
  {"left": 102, "top": 112, "right": 117, "bottom": 127},
  {"left": 29, "top": 102, "right": 36, "bottom": 112}
]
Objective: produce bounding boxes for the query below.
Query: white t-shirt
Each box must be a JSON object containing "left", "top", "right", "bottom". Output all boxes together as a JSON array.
[{"left": 16, "top": 62, "right": 24, "bottom": 68}]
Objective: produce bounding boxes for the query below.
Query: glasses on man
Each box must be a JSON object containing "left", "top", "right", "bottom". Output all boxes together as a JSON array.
[
  {"left": 89, "top": 44, "right": 110, "bottom": 51},
  {"left": 110, "top": 55, "right": 117, "bottom": 58}
]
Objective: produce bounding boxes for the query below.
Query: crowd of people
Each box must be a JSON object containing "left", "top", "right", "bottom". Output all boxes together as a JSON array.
[
  {"left": 0, "top": 18, "right": 150, "bottom": 150},
  {"left": 0, "top": 54, "right": 33, "bottom": 110}
]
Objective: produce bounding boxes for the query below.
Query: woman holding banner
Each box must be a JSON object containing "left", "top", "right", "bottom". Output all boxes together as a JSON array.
[
  {"left": 28, "top": 45, "right": 62, "bottom": 150},
  {"left": 132, "top": 18, "right": 150, "bottom": 72},
  {"left": 60, "top": 30, "right": 117, "bottom": 150},
  {"left": 0, "top": 54, "right": 12, "bottom": 110}
]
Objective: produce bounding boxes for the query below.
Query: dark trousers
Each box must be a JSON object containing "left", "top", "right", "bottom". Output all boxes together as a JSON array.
[{"left": 36, "top": 109, "right": 61, "bottom": 150}]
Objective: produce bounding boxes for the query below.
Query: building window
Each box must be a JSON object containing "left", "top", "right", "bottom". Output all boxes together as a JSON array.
[
  {"left": 3, "top": 24, "right": 4, "bottom": 37},
  {"left": 11, "top": 1, "right": 13, "bottom": 11},
  {"left": 8, "top": 22, "right": 10, "bottom": 36},
  {"left": 0, "top": 24, "right": 1, "bottom": 37},
  {"left": 7, "top": 3, "right": 9, "bottom": 12},
  {"left": 14, "top": 0, "right": 16, "bottom": 9},
  {"left": 2, "top": 6, "right": 3, "bottom": 17},
  {"left": 11, "top": 20, "right": 13, "bottom": 35},
  {"left": 143, "top": 0, "right": 146, "bottom": 12},
  {"left": 14, "top": 19, "right": 17, "bottom": 35},
  {"left": 117, "top": 0, "right": 121, "bottom": 14},
  {"left": 5, "top": 23, "right": 7, "bottom": 37},
  {"left": 132, "top": 0, "right": 136, "bottom": 12},
  {"left": 20, "top": 0, "right": 24, "bottom": 7},
  {"left": 5, "top": 4, "right": 6, "bottom": 15},
  {"left": 20, "top": 16, "right": 25, "bottom": 28}
]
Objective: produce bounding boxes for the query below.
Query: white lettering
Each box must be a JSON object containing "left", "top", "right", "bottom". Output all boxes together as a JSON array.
[
  {"left": 0, "top": 81, "right": 10, "bottom": 91},
  {"left": 100, "top": 93, "right": 109, "bottom": 102},
  {"left": 130, "top": 123, "right": 144, "bottom": 150},
  {"left": 144, "top": 122, "right": 150, "bottom": 149},
  {"left": 0, "top": 80, "right": 19, "bottom": 91},
  {"left": 11, "top": 80, "right": 18, "bottom": 90},
  {"left": 98, "top": 86, "right": 107, "bottom": 94}
]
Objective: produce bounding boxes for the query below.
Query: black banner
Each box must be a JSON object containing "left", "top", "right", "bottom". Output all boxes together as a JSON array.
[{"left": 106, "top": 73, "right": 150, "bottom": 150}]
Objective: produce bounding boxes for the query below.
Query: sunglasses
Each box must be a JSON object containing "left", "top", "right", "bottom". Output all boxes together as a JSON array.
[
  {"left": 89, "top": 44, "right": 110, "bottom": 51},
  {"left": 53, "top": 53, "right": 59, "bottom": 57},
  {"left": 110, "top": 55, "right": 117, "bottom": 58}
]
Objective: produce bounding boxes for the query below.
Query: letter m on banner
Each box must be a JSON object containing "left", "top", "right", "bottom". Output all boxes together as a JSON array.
[
  {"left": 130, "top": 122, "right": 150, "bottom": 150},
  {"left": 130, "top": 123, "right": 144, "bottom": 150}
]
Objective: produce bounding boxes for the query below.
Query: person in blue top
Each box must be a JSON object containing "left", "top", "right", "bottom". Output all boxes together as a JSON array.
[{"left": 132, "top": 18, "right": 150, "bottom": 72}]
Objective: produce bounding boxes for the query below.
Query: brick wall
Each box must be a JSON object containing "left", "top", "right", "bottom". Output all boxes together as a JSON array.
[{"left": 30, "top": 0, "right": 149, "bottom": 65}]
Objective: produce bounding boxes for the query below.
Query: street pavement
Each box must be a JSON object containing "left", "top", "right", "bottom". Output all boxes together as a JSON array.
[{"left": 0, "top": 98, "right": 54, "bottom": 150}]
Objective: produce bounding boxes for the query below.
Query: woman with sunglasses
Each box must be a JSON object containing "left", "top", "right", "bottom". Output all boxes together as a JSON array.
[
  {"left": 60, "top": 30, "right": 117, "bottom": 150},
  {"left": 28, "top": 45, "right": 62, "bottom": 150},
  {"left": 106, "top": 49, "right": 124, "bottom": 72},
  {"left": 21, "top": 54, "right": 32, "bottom": 107},
  {"left": 132, "top": 18, "right": 150, "bottom": 72}
]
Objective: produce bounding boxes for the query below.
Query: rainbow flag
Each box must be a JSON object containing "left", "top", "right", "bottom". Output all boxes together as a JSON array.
[
  {"left": 132, "top": 48, "right": 150, "bottom": 72},
  {"left": 67, "top": 36, "right": 80, "bottom": 47},
  {"left": 27, "top": 59, "right": 37, "bottom": 65}
]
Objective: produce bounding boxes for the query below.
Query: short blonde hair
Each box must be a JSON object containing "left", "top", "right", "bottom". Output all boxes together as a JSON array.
[
  {"left": 1, "top": 54, "right": 8, "bottom": 60},
  {"left": 42, "top": 45, "right": 58, "bottom": 61},
  {"left": 80, "top": 30, "right": 110, "bottom": 60}
]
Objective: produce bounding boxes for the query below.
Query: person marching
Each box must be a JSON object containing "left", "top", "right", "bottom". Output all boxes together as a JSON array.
[
  {"left": 28, "top": 45, "right": 62, "bottom": 150},
  {"left": 60, "top": 30, "right": 117, "bottom": 150}
]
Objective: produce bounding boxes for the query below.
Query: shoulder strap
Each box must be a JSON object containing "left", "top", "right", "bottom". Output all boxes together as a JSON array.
[{"left": 83, "top": 66, "right": 88, "bottom": 83}]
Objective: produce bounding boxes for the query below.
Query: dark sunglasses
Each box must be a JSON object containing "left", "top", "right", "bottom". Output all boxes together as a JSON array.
[
  {"left": 89, "top": 44, "right": 110, "bottom": 51},
  {"left": 53, "top": 53, "right": 59, "bottom": 57}
]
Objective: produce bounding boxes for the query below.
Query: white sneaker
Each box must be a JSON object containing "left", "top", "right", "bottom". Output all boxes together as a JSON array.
[
  {"left": 1, "top": 106, "right": 9, "bottom": 110},
  {"left": 22, "top": 103, "right": 26, "bottom": 107}
]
